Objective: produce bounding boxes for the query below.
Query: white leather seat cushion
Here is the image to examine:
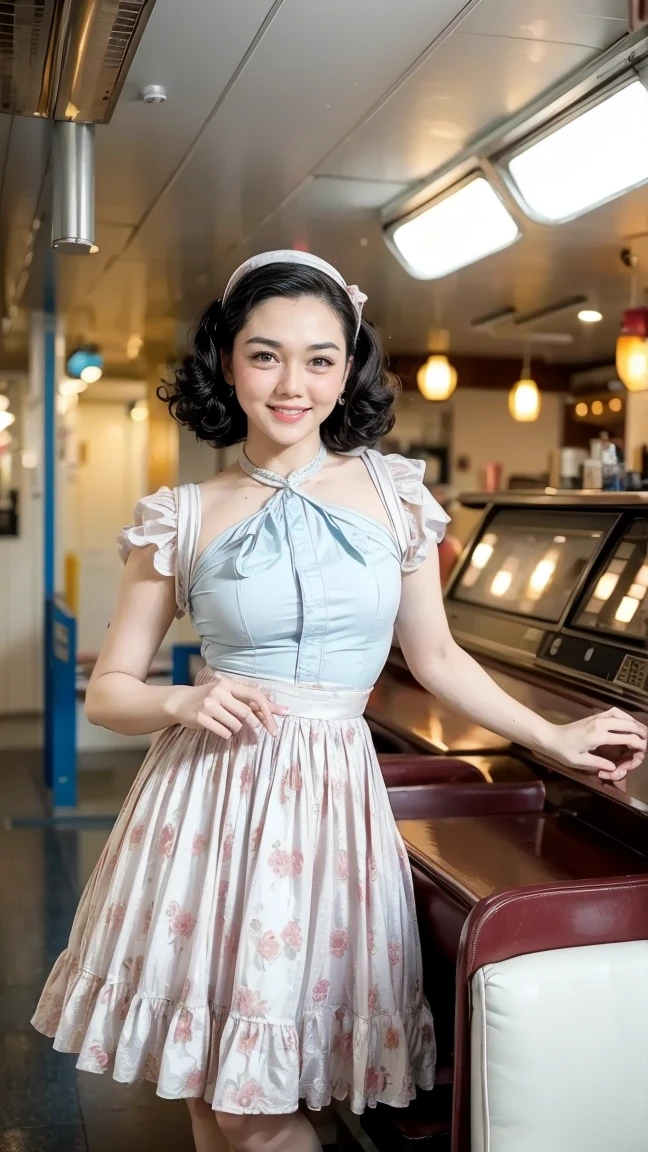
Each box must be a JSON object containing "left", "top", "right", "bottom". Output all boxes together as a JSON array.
[{"left": 471, "top": 940, "right": 648, "bottom": 1152}]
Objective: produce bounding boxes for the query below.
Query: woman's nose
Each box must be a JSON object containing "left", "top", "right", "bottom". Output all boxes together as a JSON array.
[{"left": 275, "top": 360, "right": 304, "bottom": 397}]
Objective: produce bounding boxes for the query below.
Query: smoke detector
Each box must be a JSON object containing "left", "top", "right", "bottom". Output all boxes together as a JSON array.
[{"left": 140, "top": 85, "right": 167, "bottom": 104}]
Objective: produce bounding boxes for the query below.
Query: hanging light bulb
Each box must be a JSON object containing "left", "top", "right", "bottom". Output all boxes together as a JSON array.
[
  {"left": 616, "top": 308, "right": 648, "bottom": 392},
  {"left": 509, "top": 354, "right": 541, "bottom": 422},
  {"left": 416, "top": 354, "right": 457, "bottom": 401},
  {"left": 130, "top": 400, "right": 149, "bottom": 423}
]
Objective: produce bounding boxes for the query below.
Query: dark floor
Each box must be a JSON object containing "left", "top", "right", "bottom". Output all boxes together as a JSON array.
[{"left": 0, "top": 753, "right": 366, "bottom": 1152}]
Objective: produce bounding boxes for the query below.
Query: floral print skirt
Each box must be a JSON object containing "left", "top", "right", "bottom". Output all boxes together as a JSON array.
[{"left": 31, "top": 670, "right": 436, "bottom": 1115}]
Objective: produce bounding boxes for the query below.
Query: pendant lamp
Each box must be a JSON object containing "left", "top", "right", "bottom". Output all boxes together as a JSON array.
[
  {"left": 416, "top": 354, "right": 457, "bottom": 401},
  {"left": 616, "top": 308, "right": 648, "bottom": 392},
  {"left": 508, "top": 354, "right": 541, "bottom": 422}
]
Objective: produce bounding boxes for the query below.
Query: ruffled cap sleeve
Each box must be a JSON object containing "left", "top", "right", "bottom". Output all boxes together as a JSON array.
[
  {"left": 383, "top": 454, "right": 450, "bottom": 572},
  {"left": 117, "top": 487, "right": 184, "bottom": 616}
]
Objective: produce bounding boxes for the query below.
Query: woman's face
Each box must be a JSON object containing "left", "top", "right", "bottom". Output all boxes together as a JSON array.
[{"left": 223, "top": 294, "right": 351, "bottom": 447}]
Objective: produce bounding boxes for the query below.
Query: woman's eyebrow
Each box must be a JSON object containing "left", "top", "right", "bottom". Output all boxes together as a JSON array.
[{"left": 245, "top": 337, "right": 341, "bottom": 352}]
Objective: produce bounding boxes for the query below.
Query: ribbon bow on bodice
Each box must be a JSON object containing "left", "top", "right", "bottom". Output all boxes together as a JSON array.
[{"left": 234, "top": 444, "right": 369, "bottom": 576}]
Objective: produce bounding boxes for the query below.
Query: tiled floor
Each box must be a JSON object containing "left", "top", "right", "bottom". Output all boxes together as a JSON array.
[{"left": 0, "top": 753, "right": 367, "bottom": 1152}]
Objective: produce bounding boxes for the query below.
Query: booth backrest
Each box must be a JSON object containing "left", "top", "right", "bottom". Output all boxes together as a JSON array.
[
  {"left": 453, "top": 877, "right": 648, "bottom": 1152},
  {"left": 471, "top": 940, "right": 648, "bottom": 1152}
]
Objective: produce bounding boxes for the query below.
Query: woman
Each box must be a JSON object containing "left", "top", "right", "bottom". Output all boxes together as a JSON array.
[{"left": 32, "top": 251, "right": 646, "bottom": 1152}]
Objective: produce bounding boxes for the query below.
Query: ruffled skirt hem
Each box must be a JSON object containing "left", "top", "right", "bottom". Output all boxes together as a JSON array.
[{"left": 32, "top": 951, "right": 436, "bottom": 1115}]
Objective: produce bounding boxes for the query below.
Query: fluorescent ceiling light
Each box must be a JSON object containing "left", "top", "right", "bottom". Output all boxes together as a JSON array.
[
  {"left": 388, "top": 175, "right": 520, "bottom": 280},
  {"left": 506, "top": 80, "right": 648, "bottom": 223}
]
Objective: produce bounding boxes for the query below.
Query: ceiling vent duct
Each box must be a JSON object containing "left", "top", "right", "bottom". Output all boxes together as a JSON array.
[
  {"left": 52, "top": 121, "right": 95, "bottom": 253},
  {"left": 0, "top": 0, "right": 157, "bottom": 123}
]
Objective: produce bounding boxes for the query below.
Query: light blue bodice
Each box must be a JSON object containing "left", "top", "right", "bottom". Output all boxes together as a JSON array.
[{"left": 118, "top": 447, "right": 449, "bottom": 691}]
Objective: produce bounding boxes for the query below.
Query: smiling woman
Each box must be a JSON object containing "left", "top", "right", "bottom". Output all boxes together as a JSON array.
[
  {"left": 32, "top": 250, "right": 647, "bottom": 1152},
  {"left": 157, "top": 254, "right": 396, "bottom": 455}
]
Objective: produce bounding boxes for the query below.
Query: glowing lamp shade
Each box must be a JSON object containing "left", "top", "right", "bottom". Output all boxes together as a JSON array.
[
  {"left": 67, "top": 346, "right": 103, "bottom": 383},
  {"left": 80, "top": 364, "right": 103, "bottom": 384},
  {"left": 506, "top": 81, "right": 648, "bottom": 223},
  {"left": 0, "top": 409, "right": 15, "bottom": 433},
  {"left": 389, "top": 176, "right": 520, "bottom": 280},
  {"left": 616, "top": 309, "right": 648, "bottom": 393},
  {"left": 508, "top": 378, "right": 541, "bottom": 422},
  {"left": 130, "top": 401, "right": 149, "bottom": 423},
  {"left": 417, "top": 355, "right": 457, "bottom": 402}
]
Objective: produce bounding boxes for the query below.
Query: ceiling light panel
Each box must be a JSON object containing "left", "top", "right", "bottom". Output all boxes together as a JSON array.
[
  {"left": 503, "top": 80, "right": 648, "bottom": 224},
  {"left": 387, "top": 175, "right": 521, "bottom": 280}
]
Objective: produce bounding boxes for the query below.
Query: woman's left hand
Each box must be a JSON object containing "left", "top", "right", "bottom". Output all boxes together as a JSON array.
[{"left": 544, "top": 707, "right": 648, "bottom": 781}]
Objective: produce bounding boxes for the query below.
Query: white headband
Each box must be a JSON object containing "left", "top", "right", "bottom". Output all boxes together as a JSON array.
[{"left": 221, "top": 249, "right": 368, "bottom": 339}]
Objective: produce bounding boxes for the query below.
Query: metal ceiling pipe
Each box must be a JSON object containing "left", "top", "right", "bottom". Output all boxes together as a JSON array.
[{"left": 51, "top": 120, "right": 96, "bottom": 254}]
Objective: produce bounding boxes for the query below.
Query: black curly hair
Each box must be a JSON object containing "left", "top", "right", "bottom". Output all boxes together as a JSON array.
[{"left": 157, "top": 262, "right": 398, "bottom": 451}]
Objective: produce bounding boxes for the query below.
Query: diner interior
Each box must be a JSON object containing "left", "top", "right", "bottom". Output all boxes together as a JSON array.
[{"left": 1, "top": 1, "right": 648, "bottom": 1151}]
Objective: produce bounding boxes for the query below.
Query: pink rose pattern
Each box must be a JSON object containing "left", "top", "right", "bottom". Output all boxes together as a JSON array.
[
  {"left": 384, "top": 1026, "right": 400, "bottom": 1050},
  {"left": 227, "top": 1078, "right": 265, "bottom": 1110},
  {"left": 279, "top": 762, "right": 303, "bottom": 804},
  {"left": 129, "top": 822, "right": 144, "bottom": 850},
  {"left": 174, "top": 1008, "right": 193, "bottom": 1044},
  {"left": 236, "top": 1023, "right": 260, "bottom": 1055},
  {"left": 281, "top": 921, "right": 302, "bottom": 957},
  {"left": 191, "top": 833, "right": 208, "bottom": 856},
  {"left": 33, "top": 684, "right": 436, "bottom": 1112},
  {"left": 87, "top": 1042, "right": 110, "bottom": 1071},
  {"left": 268, "top": 842, "right": 303, "bottom": 878},
  {"left": 388, "top": 940, "right": 402, "bottom": 967},
  {"left": 311, "top": 978, "right": 330, "bottom": 1004},
  {"left": 257, "top": 930, "right": 281, "bottom": 963},
  {"left": 166, "top": 901, "right": 196, "bottom": 941},
  {"left": 105, "top": 901, "right": 126, "bottom": 930},
  {"left": 240, "top": 764, "right": 255, "bottom": 794},
  {"left": 335, "top": 849, "right": 349, "bottom": 882},
  {"left": 158, "top": 823, "right": 176, "bottom": 858},
  {"left": 235, "top": 987, "right": 268, "bottom": 1018},
  {"left": 329, "top": 927, "right": 349, "bottom": 959}
]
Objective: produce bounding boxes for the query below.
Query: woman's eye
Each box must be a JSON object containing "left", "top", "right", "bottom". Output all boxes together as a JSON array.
[
  {"left": 311, "top": 357, "right": 334, "bottom": 368},
  {"left": 252, "top": 352, "right": 276, "bottom": 364}
]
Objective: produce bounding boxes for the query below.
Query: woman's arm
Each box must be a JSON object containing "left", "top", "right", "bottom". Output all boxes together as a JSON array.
[
  {"left": 84, "top": 546, "right": 195, "bottom": 734},
  {"left": 86, "top": 545, "right": 285, "bottom": 738},
  {"left": 395, "top": 543, "right": 647, "bottom": 781}
]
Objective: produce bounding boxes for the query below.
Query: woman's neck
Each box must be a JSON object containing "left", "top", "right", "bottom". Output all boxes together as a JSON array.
[{"left": 242, "top": 430, "right": 324, "bottom": 477}]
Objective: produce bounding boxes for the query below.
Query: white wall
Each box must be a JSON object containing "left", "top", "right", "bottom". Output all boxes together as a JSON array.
[
  {"left": 451, "top": 389, "right": 564, "bottom": 491},
  {"left": 625, "top": 390, "right": 648, "bottom": 472},
  {"left": 0, "top": 369, "right": 43, "bottom": 714},
  {"left": 74, "top": 401, "right": 148, "bottom": 657}
]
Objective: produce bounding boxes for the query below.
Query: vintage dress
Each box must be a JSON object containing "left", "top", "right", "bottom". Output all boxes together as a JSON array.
[{"left": 32, "top": 447, "right": 450, "bottom": 1115}]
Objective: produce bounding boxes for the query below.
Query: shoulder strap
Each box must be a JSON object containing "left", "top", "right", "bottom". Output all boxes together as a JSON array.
[
  {"left": 173, "top": 483, "right": 201, "bottom": 613},
  {"left": 361, "top": 450, "right": 409, "bottom": 559}
]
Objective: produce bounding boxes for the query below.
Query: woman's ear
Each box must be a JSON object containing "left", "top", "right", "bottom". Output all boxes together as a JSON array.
[
  {"left": 221, "top": 349, "right": 233, "bottom": 386},
  {"left": 343, "top": 357, "right": 353, "bottom": 387}
]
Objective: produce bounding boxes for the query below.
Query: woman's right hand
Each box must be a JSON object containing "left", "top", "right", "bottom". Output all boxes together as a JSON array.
[{"left": 166, "top": 675, "right": 289, "bottom": 739}]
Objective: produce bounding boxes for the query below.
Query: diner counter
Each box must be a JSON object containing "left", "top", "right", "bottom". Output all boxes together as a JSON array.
[{"left": 398, "top": 812, "right": 647, "bottom": 906}]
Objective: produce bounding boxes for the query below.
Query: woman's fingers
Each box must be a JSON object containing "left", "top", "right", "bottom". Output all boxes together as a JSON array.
[
  {"left": 206, "top": 684, "right": 289, "bottom": 736},
  {"left": 195, "top": 710, "right": 237, "bottom": 740},
  {"left": 598, "top": 709, "right": 647, "bottom": 737},
  {"left": 578, "top": 753, "right": 619, "bottom": 774},
  {"left": 592, "top": 731, "right": 646, "bottom": 752},
  {"left": 232, "top": 687, "right": 288, "bottom": 735}
]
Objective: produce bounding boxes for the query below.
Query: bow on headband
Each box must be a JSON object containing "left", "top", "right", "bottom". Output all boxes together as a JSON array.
[{"left": 222, "top": 250, "right": 368, "bottom": 339}]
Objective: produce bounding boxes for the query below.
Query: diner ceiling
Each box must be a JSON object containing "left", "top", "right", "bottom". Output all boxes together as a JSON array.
[{"left": 0, "top": 0, "right": 646, "bottom": 374}]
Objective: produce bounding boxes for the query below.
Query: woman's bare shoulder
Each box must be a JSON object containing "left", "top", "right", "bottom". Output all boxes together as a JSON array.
[{"left": 197, "top": 463, "right": 246, "bottom": 510}]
